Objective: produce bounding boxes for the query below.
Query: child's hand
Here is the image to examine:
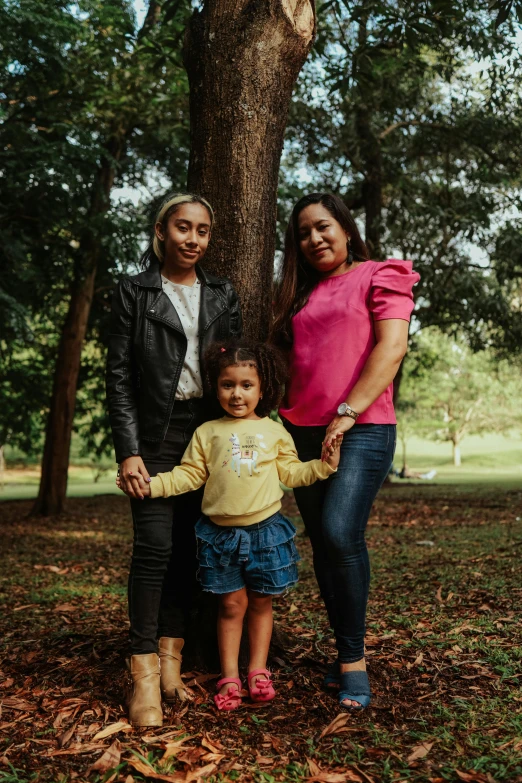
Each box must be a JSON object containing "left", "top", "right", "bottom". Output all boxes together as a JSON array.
[
  {"left": 323, "top": 434, "right": 343, "bottom": 469},
  {"left": 116, "top": 471, "right": 151, "bottom": 499}
]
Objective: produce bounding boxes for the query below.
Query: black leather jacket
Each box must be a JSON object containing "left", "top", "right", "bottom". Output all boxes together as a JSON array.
[{"left": 106, "top": 262, "right": 242, "bottom": 463}]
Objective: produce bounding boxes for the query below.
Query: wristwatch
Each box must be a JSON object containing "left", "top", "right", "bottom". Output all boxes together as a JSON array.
[{"left": 337, "top": 402, "right": 359, "bottom": 420}]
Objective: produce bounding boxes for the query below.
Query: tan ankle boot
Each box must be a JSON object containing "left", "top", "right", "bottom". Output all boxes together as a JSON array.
[
  {"left": 158, "top": 637, "right": 192, "bottom": 703},
  {"left": 128, "top": 653, "right": 162, "bottom": 727}
]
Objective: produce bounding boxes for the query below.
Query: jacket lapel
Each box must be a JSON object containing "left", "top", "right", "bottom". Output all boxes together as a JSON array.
[
  {"left": 137, "top": 261, "right": 226, "bottom": 335},
  {"left": 199, "top": 282, "right": 227, "bottom": 334},
  {"left": 146, "top": 289, "right": 186, "bottom": 335}
]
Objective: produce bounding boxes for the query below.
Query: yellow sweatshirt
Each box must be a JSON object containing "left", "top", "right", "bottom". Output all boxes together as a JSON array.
[{"left": 150, "top": 416, "right": 335, "bottom": 526}]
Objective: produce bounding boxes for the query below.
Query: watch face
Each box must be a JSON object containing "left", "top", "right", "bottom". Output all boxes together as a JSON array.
[{"left": 337, "top": 403, "right": 348, "bottom": 415}]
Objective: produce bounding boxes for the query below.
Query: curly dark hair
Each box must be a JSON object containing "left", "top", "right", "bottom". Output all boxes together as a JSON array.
[{"left": 203, "top": 339, "right": 288, "bottom": 418}]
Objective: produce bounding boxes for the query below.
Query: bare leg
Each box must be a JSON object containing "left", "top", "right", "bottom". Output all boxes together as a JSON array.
[
  {"left": 217, "top": 588, "right": 248, "bottom": 695},
  {"left": 340, "top": 658, "right": 366, "bottom": 707},
  {"left": 247, "top": 591, "right": 273, "bottom": 686}
]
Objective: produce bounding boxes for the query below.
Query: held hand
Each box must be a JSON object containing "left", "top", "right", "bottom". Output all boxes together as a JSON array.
[
  {"left": 321, "top": 415, "right": 355, "bottom": 461},
  {"left": 118, "top": 456, "right": 151, "bottom": 500},
  {"left": 325, "top": 434, "right": 343, "bottom": 469}
]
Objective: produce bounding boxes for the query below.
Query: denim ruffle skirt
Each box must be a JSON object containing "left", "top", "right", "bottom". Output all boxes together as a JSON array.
[{"left": 195, "top": 511, "right": 300, "bottom": 595}]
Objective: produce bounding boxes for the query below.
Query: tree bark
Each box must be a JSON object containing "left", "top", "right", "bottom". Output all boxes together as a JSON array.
[
  {"left": 452, "top": 439, "right": 461, "bottom": 467},
  {"left": 183, "top": 0, "right": 316, "bottom": 340},
  {"left": 31, "top": 140, "right": 121, "bottom": 516},
  {"left": 400, "top": 436, "right": 407, "bottom": 472}
]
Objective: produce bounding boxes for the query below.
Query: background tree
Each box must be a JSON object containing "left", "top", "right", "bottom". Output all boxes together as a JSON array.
[
  {"left": 1, "top": 0, "right": 192, "bottom": 514},
  {"left": 3, "top": 0, "right": 522, "bottom": 507},
  {"left": 280, "top": 0, "right": 522, "bottom": 355},
  {"left": 397, "top": 329, "right": 522, "bottom": 466}
]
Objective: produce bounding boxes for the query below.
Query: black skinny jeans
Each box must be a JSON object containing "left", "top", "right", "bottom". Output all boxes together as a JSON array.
[{"left": 128, "top": 399, "right": 211, "bottom": 655}]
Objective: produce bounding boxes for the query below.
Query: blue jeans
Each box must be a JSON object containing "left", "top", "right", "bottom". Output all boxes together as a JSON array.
[{"left": 284, "top": 421, "right": 396, "bottom": 662}]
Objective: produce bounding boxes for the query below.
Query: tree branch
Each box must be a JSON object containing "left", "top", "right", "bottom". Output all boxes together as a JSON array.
[{"left": 379, "top": 120, "right": 449, "bottom": 140}]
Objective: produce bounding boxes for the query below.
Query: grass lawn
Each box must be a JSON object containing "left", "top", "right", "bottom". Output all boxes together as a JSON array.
[
  {"left": 396, "top": 433, "right": 522, "bottom": 490},
  {"left": 2, "top": 433, "right": 522, "bottom": 503},
  {"left": 0, "top": 484, "right": 521, "bottom": 782}
]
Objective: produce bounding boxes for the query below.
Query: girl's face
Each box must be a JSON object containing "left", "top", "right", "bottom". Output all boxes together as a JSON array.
[
  {"left": 155, "top": 202, "right": 212, "bottom": 270},
  {"left": 297, "top": 203, "right": 350, "bottom": 275},
  {"left": 217, "top": 363, "right": 262, "bottom": 420}
]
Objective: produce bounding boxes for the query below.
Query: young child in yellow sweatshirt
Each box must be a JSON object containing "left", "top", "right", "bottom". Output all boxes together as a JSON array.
[{"left": 120, "top": 339, "right": 341, "bottom": 711}]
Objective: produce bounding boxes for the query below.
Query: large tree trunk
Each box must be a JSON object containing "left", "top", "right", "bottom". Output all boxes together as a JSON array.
[
  {"left": 183, "top": 0, "right": 316, "bottom": 340},
  {"left": 31, "top": 142, "right": 121, "bottom": 516}
]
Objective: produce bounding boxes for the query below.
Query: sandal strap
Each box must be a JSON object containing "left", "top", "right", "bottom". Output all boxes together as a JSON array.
[
  {"left": 248, "top": 668, "right": 272, "bottom": 682},
  {"left": 339, "top": 670, "right": 370, "bottom": 694},
  {"left": 216, "top": 677, "right": 242, "bottom": 690},
  {"left": 339, "top": 671, "right": 371, "bottom": 707}
]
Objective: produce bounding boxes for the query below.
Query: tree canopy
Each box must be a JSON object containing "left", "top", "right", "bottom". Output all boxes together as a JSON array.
[{"left": 1, "top": 0, "right": 522, "bottom": 493}]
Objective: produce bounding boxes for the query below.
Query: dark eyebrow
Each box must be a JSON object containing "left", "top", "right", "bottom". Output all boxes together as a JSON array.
[
  {"left": 174, "top": 218, "right": 211, "bottom": 229},
  {"left": 299, "top": 219, "right": 328, "bottom": 232}
]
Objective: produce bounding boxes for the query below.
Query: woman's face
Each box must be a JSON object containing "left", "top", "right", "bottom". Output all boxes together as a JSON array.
[
  {"left": 297, "top": 204, "right": 350, "bottom": 275},
  {"left": 155, "top": 202, "right": 212, "bottom": 270}
]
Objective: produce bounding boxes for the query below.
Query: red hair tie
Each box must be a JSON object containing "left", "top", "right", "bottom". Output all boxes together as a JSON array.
[{"left": 220, "top": 347, "right": 226, "bottom": 352}]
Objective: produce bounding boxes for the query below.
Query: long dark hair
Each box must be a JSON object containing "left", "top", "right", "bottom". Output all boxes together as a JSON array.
[
  {"left": 139, "top": 192, "right": 214, "bottom": 270},
  {"left": 271, "top": 193, "right": 369, "bottom": 349}
]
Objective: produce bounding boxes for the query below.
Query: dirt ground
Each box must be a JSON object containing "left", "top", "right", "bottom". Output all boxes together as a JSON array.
[{"left": 0, "top": 485, "right": 521, "bottom": 782}]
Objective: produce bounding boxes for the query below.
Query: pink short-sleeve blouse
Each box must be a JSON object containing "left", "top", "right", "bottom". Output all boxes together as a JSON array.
[{"left": 279, "top": 259, "right": 420, "bottom": 427}]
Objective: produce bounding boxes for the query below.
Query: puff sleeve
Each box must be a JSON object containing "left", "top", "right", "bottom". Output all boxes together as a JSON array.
[{"left": 369, "top": 259, "right": 420, "bottom": 322}]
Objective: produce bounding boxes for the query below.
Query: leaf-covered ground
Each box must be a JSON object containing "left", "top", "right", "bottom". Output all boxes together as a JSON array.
[{"left": 0, "top": 485, "right": 521, "bottom": 783}]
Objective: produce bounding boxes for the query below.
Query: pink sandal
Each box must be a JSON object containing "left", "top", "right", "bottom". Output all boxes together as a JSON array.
[
  {"left": 247, "top": 669, "right": 276, "bottom": 703},
  {"left": 213, "top": 677, "right": 243, "bottom": 711}
]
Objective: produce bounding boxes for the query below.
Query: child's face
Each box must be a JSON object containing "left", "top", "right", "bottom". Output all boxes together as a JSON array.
[{"left": 217, "top": 363, "right": 262, "bottom": 420}]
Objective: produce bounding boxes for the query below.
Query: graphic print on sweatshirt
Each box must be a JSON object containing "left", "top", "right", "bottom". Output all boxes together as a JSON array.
[{"left": 223, "top": 432, "right": 268, "bottom": 477}]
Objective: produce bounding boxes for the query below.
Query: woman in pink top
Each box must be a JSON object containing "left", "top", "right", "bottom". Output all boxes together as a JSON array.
[{"left": 272, "top": 193, "right": 419, "bottom": 710}]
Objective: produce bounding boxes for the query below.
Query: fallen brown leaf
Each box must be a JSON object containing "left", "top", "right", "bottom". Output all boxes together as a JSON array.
[
  {"left": 93, "top": 721, "right": 132, "bottom": 740},
  {"left": 127, "top": 756, "right": 184, "bottom": 782},
  {"left": 53, "top": 603, "right": 78, "bottom": 613},
  {"left": 1, "top": 697, "right": 36, "bottom": 712},
  {"left": 407, "top": 741, "right": 433, "bottom": 763},
  {"left": 308, "top": 772, "right": 361, "bottom": 783},
  {"left": 177, "top": 747, "right": 206, "bottom": 765},
  {"left": 87, "top": 740, "right": 121, "bottom": 775},
  {"left": 319, "top": 713, "right": 349, "bottom": 739},
  {"left": 307, "top": 757, "right": 362, "bottom": 783},
  {"left": 185, "top": 762, "right": 218, "bottom": 782},
  {"left": 201, "top": 752, "right": 225, "bottom": 763},
  {"left": 57, "top": 721, "right": 78, "bottom": 749},
  {"left": 201, "top": 735, "right": 223, "bottom": 753},
  {"left": 455, "top": 772, "right": 488, "bottom": 783}
]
